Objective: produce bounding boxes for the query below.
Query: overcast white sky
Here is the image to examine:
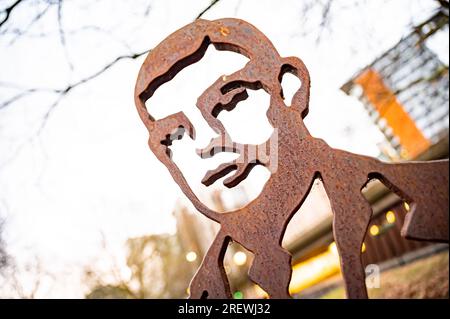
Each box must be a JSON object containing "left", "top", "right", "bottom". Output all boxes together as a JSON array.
[{"left": 0, "top": 0, "right": 447, "bottom": 297}]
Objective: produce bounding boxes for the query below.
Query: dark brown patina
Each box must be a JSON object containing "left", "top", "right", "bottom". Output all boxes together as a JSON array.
[{"left": 134, "top": 18, "right": 449, "bottom": 299}]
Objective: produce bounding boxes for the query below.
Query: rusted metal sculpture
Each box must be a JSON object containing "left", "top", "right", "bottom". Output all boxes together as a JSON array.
[{"left": 134, "top": 18, "right": 449, "bottom": 299}]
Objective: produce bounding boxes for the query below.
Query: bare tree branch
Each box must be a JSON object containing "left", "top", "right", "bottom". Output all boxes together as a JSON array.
[
  {"left": 1, "top": 0, "right": 222, "bottom": 109},
  {"left": 7, "top": 24, "right": 133, "bottom": 52},
  {"left": 0, "top": 0, "right": 24, "bottom": 29},
  {"left": 57, "top": 0, "right": 73, "bottom": 70},
  {"left": 59, "top": 49, "right": 150, "bottom": 93},
  {"left": 196, "top": 0, "right": 221, "bottom": 20},
  {"left": 316, "top": 0, "right": 333, "bottom": 43},
  {"left": 0, "top": 49, "right": 149, "bottom": 108},
  {"left": 3, "top": 3, "right": 53, "bottom": 44},
  {"left": 0, "top": 254, "right": 54, "bottom": 298},
  {"left": 144, "top": 1, "right": 152, "bottom": 16},
  {"left": 0, "top": 89, "right": 39, "bottom": 110},
  {"left": 0, "top": 47, "right": 153, "bottom": 169},
  {"left": 1, "top": 0, "right": 222, "bottom": 119}
]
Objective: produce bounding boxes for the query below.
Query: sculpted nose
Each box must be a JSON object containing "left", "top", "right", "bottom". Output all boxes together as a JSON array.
[
  {"left": 195, "top": 72, "right": 250, "bottom": 134},
  {"left": 195, "top": 77, "right": 252, "bottom": 160},
  {"left": 196, "top": 90, "right": 226, "bottom": 136}
]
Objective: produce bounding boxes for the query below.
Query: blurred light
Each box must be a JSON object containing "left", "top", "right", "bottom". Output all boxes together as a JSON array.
[
  {"left": 253, "top": 285, "right": 269, "bottom": 299},
  {"left": 400, "top": 149, "right": 409, "bottom": 159},
  {"left": 186, "top": 251, "right": 197, "bottom": 263},
  {"left": 386, "top": 211, "right": 396, "bottom": 224},
  {"left": 289, "top": 247, "right": 341, "bottom": 295},
  {"left": 350, "top": 84, "right": 363, "bottom": 97},
  {"left": 370, "top": 225, "right": 379, "bottom": 236},
  {"left": 404, "top": 202, "right": 410, "bottom": 212},
  {"left": 361, "top": 242, "right": 366, "bottom": 253},
  {"left": 233, "top": 251, "right": 247, "bottom": 266},
  {"left": 328, "top": 242, "right": 338, "bottom": 256},
  {"left": 233, "top": 291, "right": 244, "bottom": 299}
]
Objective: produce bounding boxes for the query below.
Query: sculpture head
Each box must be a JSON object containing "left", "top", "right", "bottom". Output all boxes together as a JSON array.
[{"left": 134, "top": 18, "right": 311, "bottom": 216}]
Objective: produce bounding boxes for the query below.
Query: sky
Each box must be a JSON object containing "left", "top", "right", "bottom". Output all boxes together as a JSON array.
[{"left": 0, "top": 0, "right": 447, "bottom": 297}]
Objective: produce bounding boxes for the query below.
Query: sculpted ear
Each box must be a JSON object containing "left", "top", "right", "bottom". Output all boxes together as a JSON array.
[{"left": 278, "top": 56, "right": 311, "bottom": 118}]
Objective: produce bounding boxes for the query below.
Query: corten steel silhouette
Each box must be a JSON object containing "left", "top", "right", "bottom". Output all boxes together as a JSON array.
[{"left": 134, "top": 18, "right": 449, "bottom": 299}]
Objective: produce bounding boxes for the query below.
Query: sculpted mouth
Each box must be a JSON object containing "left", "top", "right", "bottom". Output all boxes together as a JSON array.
[
  {"left": 191, "top": 72, "right": 274, "bottom": 188},
  {"left": 196, "top": 133, "right": 271, "bottom": 188}
]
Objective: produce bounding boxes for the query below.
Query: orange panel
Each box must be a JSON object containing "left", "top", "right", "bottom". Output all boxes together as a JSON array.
[{"left": 355, "top": 69, "right": 430, "bottom": 159}]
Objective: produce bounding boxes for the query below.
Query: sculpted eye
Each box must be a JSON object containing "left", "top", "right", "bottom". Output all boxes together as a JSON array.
[
  {"left": 211, "top": 87, "right": 249, "bottom": 118},
  {"left": 220, "top": 80, "right": 262, "bottom": 95},
  {"left": 209, "top": 81, "right": 265, "bottom": 118},
  {"left": 220, "top": 81, "right": 246, "bottom": 95}
]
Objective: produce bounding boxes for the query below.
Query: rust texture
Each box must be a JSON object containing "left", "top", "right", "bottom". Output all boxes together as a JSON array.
[{"left": 134, "top": 18, "right": 449, "bottom": 299}]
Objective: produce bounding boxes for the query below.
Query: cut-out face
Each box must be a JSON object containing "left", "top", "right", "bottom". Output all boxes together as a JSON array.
[
  {"left": 134, "top": 18, "right": 310, "bottom": 214},
  {"left": 134, "top": 18, "right": 449, "bottom": 300}
]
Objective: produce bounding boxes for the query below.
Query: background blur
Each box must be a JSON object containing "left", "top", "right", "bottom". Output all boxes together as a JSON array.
[{"left": 0, "top": 0, "right": 448, "bottom": 298}]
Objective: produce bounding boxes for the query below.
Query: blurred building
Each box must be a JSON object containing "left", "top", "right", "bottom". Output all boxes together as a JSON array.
[
  {"left": 174, "top": 201, "right": 219, "bottom": 259},
  {"left": 341, "top": 9, "right": 449, "bottom": 161},
  {"left": 267, "top": 8, "right": 448, "bottom": 298},
  {"left": 283, "top": 8, "right": 449, "bottom": 298},
  {"left": 173, "top": 189, "right": 254, "bottom": 296},
  {"left": 278, "top": 8, "right": 450, "bottom": 298}
]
